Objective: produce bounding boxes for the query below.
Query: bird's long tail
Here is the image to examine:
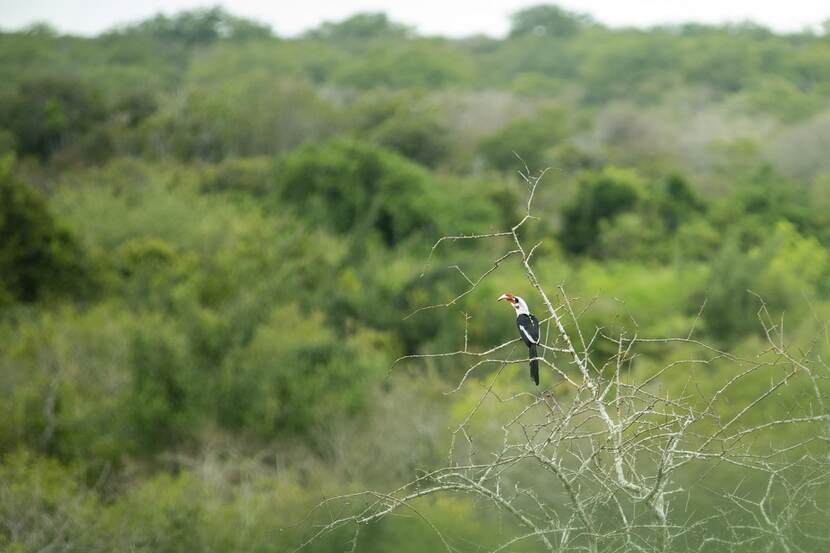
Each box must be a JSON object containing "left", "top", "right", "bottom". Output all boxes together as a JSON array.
[{"left": 529, "top": 344, "right": 539, "bottom": 386}]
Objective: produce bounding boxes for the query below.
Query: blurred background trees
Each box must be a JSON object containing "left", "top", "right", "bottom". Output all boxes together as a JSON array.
[{"left": 1, "top": 4, "right": 830, "bottom": 551}]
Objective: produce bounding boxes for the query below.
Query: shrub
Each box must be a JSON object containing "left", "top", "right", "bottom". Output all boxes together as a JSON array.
[
  {"left": 559, "top": 167, "right": 642, "bottom": 255},
  {"left": 0, "top": 159, "right": 94, "bottom": 304},
  {"left": 274, "top": 140, "right": 499, "bottom": 248},
  {"left": 218, "top": 304, "right": 387, "bottom": 439},
  {"left": 2, "top": 77, "right": 109, "bottom": 160},
  {"left": 478, "top": 106, "right": 567, "bottom": 172}
]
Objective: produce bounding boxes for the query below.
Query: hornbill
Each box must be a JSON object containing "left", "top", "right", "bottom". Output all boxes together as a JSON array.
[{"left": 498, "top": 293, "right": 541, "bottom": 385}]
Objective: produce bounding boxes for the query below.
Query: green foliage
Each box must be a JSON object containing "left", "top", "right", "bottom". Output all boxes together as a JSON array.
[
  {"left": 123, "top": 7, "right": 272, "bottom": 45},
  {"left": 0, "top": 161, "right": 93, "bottom": 304},
  {"left": 200, "top": 156, "right": 275, "bottom": 196},
  {"left": 741, "top": 76, "right": 824, "bottom": 121},
  {"left": 478, "top": 106, "right": 567, "bottom": 172},
  {"left": 218, "top": 304, "right": 387, "bottom": 439},
  {"left": 0, "top": 450, "right": 98, "bottom": 552},
  {"left": 560, "top": 170, "right": 707, "bottom": 261},
  {"left": 656, "top": 174, "right": 705, "bottom": 231},
  {"left": 352, "top": 92, "right": 454, "bottom": 167},
  {"left": 332, "top": 40, "right": 472, "bottom": 89},
  {"left": 306, "top": 12, "right": 412, "bottom": 43},
  {"left": 703, "top": 222, "right": 829, "bottom": 341},
  {"left": 716, "top": 167, "right": 813, "bottom": 241},
  {"left": 701, "top": 237, "right": 763, "bottom": 341},
  {"left": 0, "top": 304, "right": 135, "bottom": 464},
  {"left": 2, "top": 77, "right": 109, "bottom": 160},
  {"left": 755, "top": 221, "right": 830, "bottom": 305},
  {"left": 126, "top": 319, "right": 198, "bottom": 453},
  {"left": 275, "top": 140, "right": 500, "bottom": 247},
  {"left": 596, "top": 212, "right": 665, "bottom": 261},
  {"left": 509, "top": 4, "right": 593, "bottom": 38},
  {"left": 560, "top": 167, "right": 643, "bottom": 256},
  {"left": 579, "top": 33, "right": 682, "bottom": 104},
  {"left": 146, "top": 78, "right": 339, "bottom": 161}
]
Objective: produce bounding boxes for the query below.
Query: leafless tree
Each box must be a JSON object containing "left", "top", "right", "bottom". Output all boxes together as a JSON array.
[{"left": 298, "top": 168, "right": 830, "bottom": 553}]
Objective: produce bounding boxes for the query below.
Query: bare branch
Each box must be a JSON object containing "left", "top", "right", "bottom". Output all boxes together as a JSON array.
[{"left": 299, "top": 165, "right": 830, "bottom": 552}]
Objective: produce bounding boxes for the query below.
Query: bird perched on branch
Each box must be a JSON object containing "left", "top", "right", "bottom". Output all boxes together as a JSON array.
[{"left": 498, "top": 293, "right": 540, "bottom": 385}]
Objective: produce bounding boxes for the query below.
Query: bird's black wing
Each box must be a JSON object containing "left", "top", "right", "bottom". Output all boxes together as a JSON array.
[
  {"left": 517, "top": 314, "right": 541, "bottom": 385},
  {"left": 517, "top": 314, "right": 540, "bottom": 345}
]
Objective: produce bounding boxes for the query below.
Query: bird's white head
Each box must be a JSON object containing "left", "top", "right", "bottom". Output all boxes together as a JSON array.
[{"left": 498, "top": 292, "right": 530, "bottom": 316}]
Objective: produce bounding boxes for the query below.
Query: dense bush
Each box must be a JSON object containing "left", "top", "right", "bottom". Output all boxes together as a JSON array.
[
  {"left": 218, "top": 305, "right": 388, "bottom": 439},
  {"left": 704, "top": 222, "right": 829, "bottom": 341},
  {"left": 559, "top": 167, "right": 643, "bottom": 255},
  {"left": 0, "top": 159, "right": 94, "bottom": 304},
  {"left": 274, "top": 140, "right": 501, "bottom": 247},
  {"left": 509, "top": 5, "right": 593, "bottom": 38},
  {"left": 478, "top": 106, "right": 568, "bottom": 172},
  {"left": 2, "top": 77, "right": 109, "bottom": 160},
  {"left": 352, "top": 92, "right": 454, "bottom": 167}
]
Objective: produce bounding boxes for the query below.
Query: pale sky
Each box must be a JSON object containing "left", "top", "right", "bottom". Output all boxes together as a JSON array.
[{"left": 1, "top": 0, "right": 829, "bottom": 37}]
